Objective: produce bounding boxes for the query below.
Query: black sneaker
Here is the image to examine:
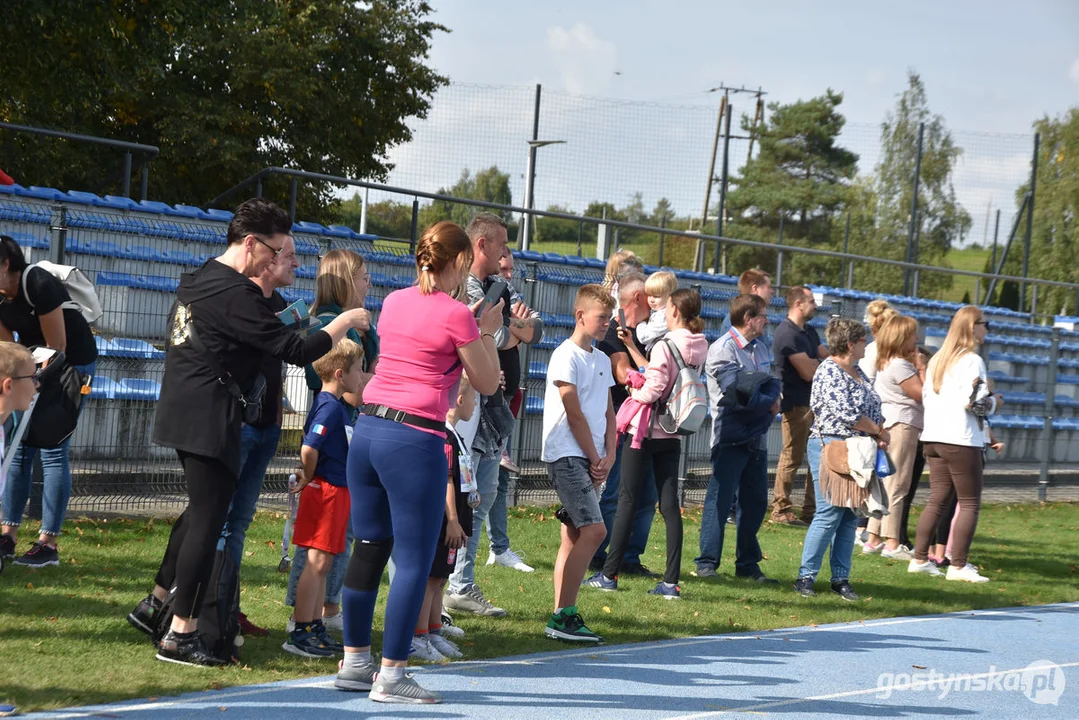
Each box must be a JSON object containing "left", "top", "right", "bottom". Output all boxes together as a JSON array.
[
  {"left": 314, "top": 620, "right": 344, "bottom": 654},
  {"left": 282, "top": 623, "right": 336, "bottom": 658},
  {"left": 128, "top": 594, "right": 163, "bottom": 637},
  {"left": 793, "top": 576, "right": 816, "bottom": 597},
  {"left": 13, "top": 542, "right": 59, "bottom": 568},
  {"left": 739, "top": 571, "right": 779, "bottom": 585},
  {"left": 0, "top": 534, "right": 15, "bottom": 560},
  {"left": 621, "top": 562, "right": 661, "bottom": 579},
  {"left": 156, "top": 630, "right": 228, "bottom": 667},
  {"left": 831, "top": 580, "right": 859, "bottom": 602}
]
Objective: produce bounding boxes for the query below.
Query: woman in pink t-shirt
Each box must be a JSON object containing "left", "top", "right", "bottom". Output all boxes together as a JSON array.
[{"left": 336, "top": 221, "right": 502, "bottom": 704}]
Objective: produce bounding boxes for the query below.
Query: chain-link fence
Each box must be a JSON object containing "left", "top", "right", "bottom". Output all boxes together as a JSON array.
[{"left": 1, "top": 187, "right": 1076, "bottom": 520}]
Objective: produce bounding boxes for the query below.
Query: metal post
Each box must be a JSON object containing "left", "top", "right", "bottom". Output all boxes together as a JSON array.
[
  {"left": 140, "top": 166, "right": 149, "bottom": 201},
  {"left": 658, "top": 213, "right": 667, "bottom": 267},
  {"left": 842, "top": 211, "right": 851, "bottom": 284},
  {"left": 511, "top": 261, "right": 540, "bottom": 479},
  {"left": 576, "top": 220, "right": 583, "bottom": 257},
  {"left": 904, "top": 122, "right": 925, "bottom": 295},
  {"left": 122, "top": 151, "right": 132, "bottom": 198},
  {"left": 985, "top": 193, "right": 1030, "bottom": 304},
  {"left": 1031, "top": 284, "right": 1039, "bottom": 321},
  {"left": 359, "top": 187, "right": 369, "bottom": 235},
  {"left": 50, "top": 204, "right": 67, "bottom": 265},
  {"left": 288, "top": 178, "right": 298, "bottom": 222},
  {"left": 1039, "top": 327, "right": 1060, "bottom": 501},
  {"left": 1021, "top": 132, "right": 1039, "bottom": 310},
  {"left": 696, "top": 95, "right": 727, "bottom": 271},
  {"left": 613, "top": 228, "right": 620, "bottom": 253},
  {"left": 715, "top": 103, "right": 734, "bottom": 274},
  {"left": 775, "top": 214, "right": 785, "bottom": 288},
  {"left": 409, "top": 198, "right": 419, "bottom": 254},
  {"left": 846, "top": 259, "right": 854, "bottom": 289},
  {"left": 985, "top": 209, "right": 1000, "bottom": 304},
  {"left": 520, "top": 83, "right": 542, "bottom": 252},
  {"left": 912, "top": 268, "right": 920, "bottom": 298}
]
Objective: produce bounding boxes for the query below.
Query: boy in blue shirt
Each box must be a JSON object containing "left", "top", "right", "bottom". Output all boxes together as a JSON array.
[{"left": 284, "top": 339, "right": 363, "bottom": 658}]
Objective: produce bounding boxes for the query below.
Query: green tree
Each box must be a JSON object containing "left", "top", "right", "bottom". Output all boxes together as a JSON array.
[
  {"left": 1010, "top": 110, "right": 1079, "bottom": 314},
  {"left": 863, "top": 72, "right": 971, "bottom": 297},
  {"left": 0, "top": 1, "right": 446, "bottom": 221},
  {"left": 724, "top": 90, "right": 858, "bottom": 285},
  {"left": 419, "top": 166, "right": 515, "bottom": 233}
]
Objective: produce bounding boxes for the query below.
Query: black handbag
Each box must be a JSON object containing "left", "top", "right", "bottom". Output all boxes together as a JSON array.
[
  {"left": 182, "top": 310, "right": 266, "bottom": 425},
  {"left": 23, "top": 350, "right": 90, "bottom": 449}
]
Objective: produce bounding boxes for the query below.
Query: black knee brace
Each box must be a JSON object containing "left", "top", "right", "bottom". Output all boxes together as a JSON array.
[{"left": 344, "top": 537, "right": 394, "bottom": 591}]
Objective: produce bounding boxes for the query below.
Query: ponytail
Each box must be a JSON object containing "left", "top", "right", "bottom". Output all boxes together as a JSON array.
[
  {"left": 670, "top": 288, "right": 703, "bottom": 334},
  {"left": 415, "top": 221, "right": 473, "bottom": 295}
]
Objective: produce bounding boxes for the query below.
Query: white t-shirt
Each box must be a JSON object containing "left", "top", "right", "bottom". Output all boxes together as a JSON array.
[
  {"left": 858, "top": 342, "right": 879, "bottom": 380},
  {"left": 921, "top": 352, "right": 996, "bottom": 448},
  {"left": 541, "top": 339, "right": 614, "bottom": 462},
  {"left": 455, "top": 409, "right": 481, "bottom": 454}
]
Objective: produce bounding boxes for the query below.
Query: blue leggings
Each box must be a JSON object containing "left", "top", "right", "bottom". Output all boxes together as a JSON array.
[{"left": 342, "top": 414, "right": 447, "bottom": 661}]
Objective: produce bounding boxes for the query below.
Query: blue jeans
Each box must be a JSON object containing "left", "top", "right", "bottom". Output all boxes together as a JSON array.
[
  {"left": 489, "top": 467, "right": 511, "bottom": 556},
  {"left": 447, "top": 450, "right": 501, "bottom": 594},
  {"left": 694, "top": 443, "right": 768, "bottom": 575},
  {"left": 2, "top": 361, "right": 95, "bottom": 536},
  {"left": 286, "top": 519, "right": 353, "bottom": 607},
  {"left": 798, "top": 436, "right": 858, "bottom": 582},
  {"left": 594, "top": 435, "right": 657, "bottom": 566},
  {"left": 218, "top": 424, "right": 281, "bottom": 570}
]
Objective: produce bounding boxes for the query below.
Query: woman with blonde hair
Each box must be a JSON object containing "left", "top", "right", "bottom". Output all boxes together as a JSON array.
[
  {"left": 335, "top": 221, "right": 502, "bottom": 703},
  {"left": 858, "top": 299, "right": 897, "bottom": 380},
  {"left": 287, "top": 248, "right": 379, "bottom": 633},
  {"left": 602, "top": 249, "right": 644, "bottom": 302},
  {"left": 908, "top": 306, "right": 1002, "bottom": 583},
  {"left": 863, "top": 314, "right": 924, "bottom": 559}
]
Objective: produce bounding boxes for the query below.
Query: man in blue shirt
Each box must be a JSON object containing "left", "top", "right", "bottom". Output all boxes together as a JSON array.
[{"left": 695, "top": 294, "right": 780, "bottom": 582}]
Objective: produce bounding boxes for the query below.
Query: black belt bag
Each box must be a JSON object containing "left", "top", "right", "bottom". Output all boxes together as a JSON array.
[{"left": 362, "top": 403, "right": 444, "bottom": 433}]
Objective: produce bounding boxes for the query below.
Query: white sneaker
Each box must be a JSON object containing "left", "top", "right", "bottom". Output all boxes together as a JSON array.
[
  {"left": 428, "top": 633, "right": 463, "bottom": 658},
  {"left": 947, "top": 563, "right": 990, "bottom": 583},
  {"left": 861, "top": 541, "right": 884, "bottom": 555},
  {"left": 487, "top": 548, "right": 534, "bottom": 573},
  {"left": 881, "top": 545, "right": 914, "bottom": 561},
  {"left": 322, "top": 612, "right": 344, "bottom": 632},
  {"left": 443, "top": 584, "right": 507, "bottom": 617},
  {"left": 907, "top": 559, "right": 944, "bottom": 577},
  {"left": 439, "top": 611, "right": 465, "bottom": 638},
  {"left": 408, "top": 635, "right": 445, "bottom": 662},
  {"left": 499, "top": 449, "right": 521, "bottom": 474},
  {"left": 286, "top": 615, "right": 296, "bottom": 633}
]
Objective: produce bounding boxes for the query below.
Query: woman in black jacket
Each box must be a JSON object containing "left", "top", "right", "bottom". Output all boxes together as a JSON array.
[
  {"left": 0, "top": 234, "right": 97, "bottom": 569},
  {"left": 127, "top": 199, "right": 369, "bottom": 667}
]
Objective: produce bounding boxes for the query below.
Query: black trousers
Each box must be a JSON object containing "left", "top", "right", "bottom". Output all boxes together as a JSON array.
[
  {"left": 154, "top": 450, "right": 238, "bottom": 619},
  {"left": 604, "top": 438, "right": 682, "bottom": 585},
  {"left": 898, "top": 441, "right": 927, "bottom": 548}
]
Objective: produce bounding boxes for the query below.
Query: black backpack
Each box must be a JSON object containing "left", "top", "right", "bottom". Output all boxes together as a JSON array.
[
  {"left": 23, "top": 350, "right": 91, "bottom": 449},
  {"left": 153, "top": 548, "right": 243, "bottom": 663}
]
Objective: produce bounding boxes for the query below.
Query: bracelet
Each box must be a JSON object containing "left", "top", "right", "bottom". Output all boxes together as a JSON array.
[{"left": 482, "top": 332, "right": 496, "bottom": 340}]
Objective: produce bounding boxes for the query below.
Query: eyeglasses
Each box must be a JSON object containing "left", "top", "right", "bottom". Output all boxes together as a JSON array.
[
  {"left": 11, "top": 373, "right": 39, "bottom": 385},
  {"left": 975, "top": 320, "right": 991, "bottom": 329},
  {"left": 252, "top": 235, "right": 284, "bottom": 257}
]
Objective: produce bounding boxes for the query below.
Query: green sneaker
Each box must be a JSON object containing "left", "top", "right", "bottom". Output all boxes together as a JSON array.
[{"left": 544, "top": 606, "right": 604, "bottom": 644}]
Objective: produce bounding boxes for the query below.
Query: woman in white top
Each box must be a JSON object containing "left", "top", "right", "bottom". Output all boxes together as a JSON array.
[
  {"left": 857, "top": 300, "right": 896, "bottom": 380},
  {"left": 908, "top": 306, "right": 1002, "bottom": 583},
  {"left": 864, "top": 314, "right": 925, "bottom": 559}
]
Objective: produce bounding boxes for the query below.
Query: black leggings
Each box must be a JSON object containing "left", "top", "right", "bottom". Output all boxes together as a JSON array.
[
  {"left": 898, "top": 442, "right": 927, "bottom": 548},
  {"left": 604, "top": 438, "right": 682, "bottom": 585},
  {"left": 154, "top": 450, "right": 237, "bottom": 619}
]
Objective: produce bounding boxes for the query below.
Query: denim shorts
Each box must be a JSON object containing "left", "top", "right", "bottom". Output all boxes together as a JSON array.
[{"left": 550, "top": 456, "right": 603, "bottom": 528}]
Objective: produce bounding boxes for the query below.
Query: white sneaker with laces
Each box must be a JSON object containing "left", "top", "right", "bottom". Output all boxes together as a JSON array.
[
  {"left": 487, "top": 548, "right": 534, "bottom": 572},
  {"left": 881, "top": 545, "right": 914, "bottom": 560},
  {"left": 947, "top": 563, "right": 990, "bottom": 583},
  {"left": 439, "top": 611, "right": 466, "bottom": 637},
  {"left": 286, "top": 616, "right": 296, "bottom": 633},
  {"left": 322, "top": 612, "right": 344, "bottom": 632},
  {"left": 428, "top": 633, "right": 463, "bottom": 658},
  {"left": 907, "top": 559, "right": 944, "bottom": 576},
  {"left": 861, "top": 541, "right": 884, "bottom": 555},
  {"left": 443, "top": 584, "right": 507, "bottom": 617},
  {"left": 408, "top": 635, "right": 445, "bottom": 662}
]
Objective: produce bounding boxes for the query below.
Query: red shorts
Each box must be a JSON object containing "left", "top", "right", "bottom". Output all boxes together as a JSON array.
[{"left": 292, "top": 479, "right": 350, "bottom": 555}]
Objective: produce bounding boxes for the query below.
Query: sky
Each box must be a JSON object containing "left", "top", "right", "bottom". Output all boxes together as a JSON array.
[{"left": 374, "top": 1, "right": 1079, "bottom": 247}]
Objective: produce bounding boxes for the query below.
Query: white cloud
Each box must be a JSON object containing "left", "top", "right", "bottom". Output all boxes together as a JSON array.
[
  {"left": 1069, "top": 58, "right": 1079, "bottom": 84},
  {"left": 546, "top": 23, "right": 618, "bottom": 95}
]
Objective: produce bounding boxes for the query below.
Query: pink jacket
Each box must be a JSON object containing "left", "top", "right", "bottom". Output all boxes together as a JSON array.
[{"left": 625, "top": 328, "right": 710, "bottom": 441}]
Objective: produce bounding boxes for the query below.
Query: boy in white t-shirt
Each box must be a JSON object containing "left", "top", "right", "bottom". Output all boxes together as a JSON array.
[
  {"left": 541, "top": 284, "right": 616, "bottom": 644},
  {"left": 0, "top": 342, "right": 40, "bottom": 563}
]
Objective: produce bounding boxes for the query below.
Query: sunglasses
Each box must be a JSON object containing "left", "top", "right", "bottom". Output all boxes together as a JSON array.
[{"left": 975, "top": 320, "right": 991, "bottom": 330}]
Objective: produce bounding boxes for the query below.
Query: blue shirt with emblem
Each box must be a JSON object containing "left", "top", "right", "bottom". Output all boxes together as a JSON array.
[{"left": 303, "top": 391, "right": 351, "bottom": 487}]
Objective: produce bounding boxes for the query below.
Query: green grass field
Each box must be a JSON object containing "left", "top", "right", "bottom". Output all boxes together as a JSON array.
[{"left": 2, "top": 502, "right": 1077, "bottom": 712}]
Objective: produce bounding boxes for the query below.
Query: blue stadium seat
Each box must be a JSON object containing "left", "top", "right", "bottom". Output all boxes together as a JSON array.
[
  {"left": 64, "top": 190, "right": 104, "bottom": 206},
  {"left": 525, "top": 396, "right": 544, "bottom": 415},
  {"left": 529, "top": 361, "right": 547, "bottom": 380},
  {"left": 282, "top": 288, "right": 315, "bottom": 305},
  {"left": 8, "top": 231, "right": 48, "bottom": 250},
  {"left": 388, "top": 275, "right": 414, "bottom": 289},
  {"left": 96, "top": 271, "right": 137, "bottom": 288},
  {"left": 542, "top": 252, "right": 567, "bottom": 265},
  {"left": 294, "top": 238, "right": 320, "bottom": 256},
  {"left": 135, "top": 275, "right": 180, "bottom": 292},
  {"left": 326, "top": 225, "right": 355, "bottom": 239},
  {"left": 364, "top": 296, "right": 383, "bottom": 311},
  {"left": 69, "top": 239, "right": 123, "bottom": 257},
  {"left": 583, "top": 257, "right": 606, "bottom": 269},
  {"left": 171, "top": 204, "right": 212, "bottom": 220},
  {"left": 90, "top": 376, "right": 121, "bottom": 400},
  {"left": 565, "top": 256, "right": 589, "bottom": 268},
  {"left": 161, "top": 250, "right": 200, "bottom": 266},
  {"left": 110, "top": 338, "right": 165, "bottom": 360},
  {"left": 296, "top": 265, "right": 318, "bottom": 279},
  {"left": 102, "top": 195, "right": 141, "bottom": 211},
  {"left": 205, "top": 208, "right": 234, "bottom": 222},
  {"left": 293, "top": 221, "right": 327, "bottom": 236},
  {"left": 23, "top": 187, "right": 67, "bottom": 201},
  {"left": 117, "top": 378, "right": 162, "bottom": 401},
  {"left": 518, "top": 250, "right": 543, "bottom": 262},
  {"left": 124, "top": 245, "right": 164, "bottom": 262}
]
